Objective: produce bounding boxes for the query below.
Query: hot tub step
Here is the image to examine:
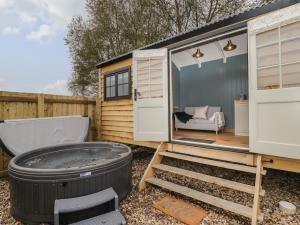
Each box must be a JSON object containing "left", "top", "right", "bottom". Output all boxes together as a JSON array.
[
  {"left": 54, "top": 187, "right": 126, "bottom": 225},
  {"left": 70, "top": 210, "right": 126, "bottom": 225}
]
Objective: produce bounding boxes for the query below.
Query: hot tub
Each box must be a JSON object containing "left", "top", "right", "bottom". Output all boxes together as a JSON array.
[{"left": 8, "top": 142, "right": 132, "bottom": 224}]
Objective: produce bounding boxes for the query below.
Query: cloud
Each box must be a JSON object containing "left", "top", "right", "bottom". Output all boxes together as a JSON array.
[
  {"left": 19, "top": 12, "right": 37, "bottom": 24},
  {"left": 26, "top": 24, "right": 56, "bottom": 41},
  {"left": 42, "top": 79, "right": 71, "bottom": 95},
  {"left": 2, "top": 26, "right": 19, "bottom": 35},
  {"left": 0, "top": 0, "right": 11, "bottom": 9},
  {"left": 0, "top": 0, "right": 86, "bottom": 41}
]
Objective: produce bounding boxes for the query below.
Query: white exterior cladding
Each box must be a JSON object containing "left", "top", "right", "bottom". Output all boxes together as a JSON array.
[
  {"left": 248, "top": 3, "right": 300, "bottom": 159},
  {"left": 247, "top": 3, "right": 300, "bottom": 33}
]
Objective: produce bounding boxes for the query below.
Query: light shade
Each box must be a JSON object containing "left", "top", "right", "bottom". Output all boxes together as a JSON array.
[
  {"left": 192, "top": 48, "right": 204, "bottom": 59},
  {"left": 223, "top": 40, "right": 237, "bottom": 51}
]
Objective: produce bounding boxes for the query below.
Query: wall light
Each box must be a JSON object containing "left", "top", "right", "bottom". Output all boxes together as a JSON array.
[
  {"left": 192, "top": 48, "right": 204, "bottom": 59},
  {"left": 223, "top": 40, "right": 237, "bottom": 51}
]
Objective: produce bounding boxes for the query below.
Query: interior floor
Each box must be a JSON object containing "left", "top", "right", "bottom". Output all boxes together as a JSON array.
[{"left": 173, "top": 129, "right": 249, "bottom": 149}]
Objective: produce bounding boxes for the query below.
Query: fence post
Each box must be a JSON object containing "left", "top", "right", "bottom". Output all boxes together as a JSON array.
[
  {"left": 84, "top": 100, "right": 88, "bottom": 117},
  {"left": 95, "top": 98, "right": 101, "bottom": 141},
  {"left": 37, "top": 94, "right": 45, "bottom": 117}
]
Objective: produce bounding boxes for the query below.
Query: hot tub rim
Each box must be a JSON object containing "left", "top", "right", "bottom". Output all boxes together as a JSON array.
[
  {"left": 9, "top": 142, "right": 132, "bottom": 174},
  {"left": 9, "top": 156, "right": 132, "bottom": 181},
  {"left": 9, "top": 158, "right": 132, "bottom": 184}
]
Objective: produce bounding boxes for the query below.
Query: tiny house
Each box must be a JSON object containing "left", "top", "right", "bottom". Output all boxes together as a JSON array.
[{"left": 97, "top": 1, "right": 300, "bottom": 224}]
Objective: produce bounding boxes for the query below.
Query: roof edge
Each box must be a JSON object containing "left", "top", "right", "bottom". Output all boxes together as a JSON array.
[{"left": 96, "top": 0, "right": 299, "bottom": 69}]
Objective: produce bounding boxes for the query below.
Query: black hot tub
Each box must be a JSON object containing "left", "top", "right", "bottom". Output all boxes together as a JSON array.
[{"left": 8, "top": 142, "right": 132, "bottom": 224}]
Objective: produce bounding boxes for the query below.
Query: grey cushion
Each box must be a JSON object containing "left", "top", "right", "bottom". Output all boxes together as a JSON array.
[{"left": 184, "top": 106, "right": 221, "bottom": 118}]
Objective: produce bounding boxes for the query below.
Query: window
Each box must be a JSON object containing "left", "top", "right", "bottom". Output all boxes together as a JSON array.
[
  {"left": 256, "top": 21, "right": 300, "bottom": 90},
  {"left": 104, "top": 67, "right": 131, "bottom": 100}
]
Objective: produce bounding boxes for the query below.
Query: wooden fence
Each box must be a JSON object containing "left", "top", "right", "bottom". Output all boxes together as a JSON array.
[{"left": 0, "top": 91, "right": 100, "bottom": 177}]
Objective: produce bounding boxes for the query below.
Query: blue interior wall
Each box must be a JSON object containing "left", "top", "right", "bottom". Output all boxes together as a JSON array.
[{"left": 172, "top": 54, "right": 248, "bottom": 128}]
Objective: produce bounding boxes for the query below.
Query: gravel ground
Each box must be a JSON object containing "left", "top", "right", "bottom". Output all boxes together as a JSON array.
[{"left": 1, "top": 147, "right": 300, "bottom": 225}]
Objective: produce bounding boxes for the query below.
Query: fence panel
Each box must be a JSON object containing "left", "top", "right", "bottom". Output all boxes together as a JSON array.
[{"left": 0, "top": 91, "right": 100, "bottom": 177}]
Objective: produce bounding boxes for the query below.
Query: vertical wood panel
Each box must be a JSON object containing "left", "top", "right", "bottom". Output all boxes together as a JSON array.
[{"left": 37, "top": 94, "right": 45, "bottom": 117}]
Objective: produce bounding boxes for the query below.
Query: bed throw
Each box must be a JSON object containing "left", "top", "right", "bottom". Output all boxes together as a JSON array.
[{"left": 174, "top": 112, "right": 193, "bottom": 123}]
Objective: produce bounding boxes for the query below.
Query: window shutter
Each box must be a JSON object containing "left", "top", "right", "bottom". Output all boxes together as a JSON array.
[{"left": 137, "top": 58, "right": 163, "bottom": 99}]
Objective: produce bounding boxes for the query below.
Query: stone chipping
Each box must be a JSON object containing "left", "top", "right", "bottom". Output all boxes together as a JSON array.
[{"left": 0, "top": 147, "right": 299, "bottom": 225}]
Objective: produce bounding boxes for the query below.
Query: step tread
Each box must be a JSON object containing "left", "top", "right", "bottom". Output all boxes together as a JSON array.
[
  {"left": 70, "top": 210, "right": 125, "bottom": 225},
  {"left": 159, "top": 151, "right": 266, "bottom": 175},
  {"left": 152, "top": 164, "right": 265, "bottom": 196},
  {"left": 54, "top": 188, "right": 117, "bottom": 213},
  {"left": 146, "top": 177, "right": 263, "bottom": 222}
]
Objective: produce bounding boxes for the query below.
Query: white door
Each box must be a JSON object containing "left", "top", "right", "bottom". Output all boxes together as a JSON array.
[
  {"left": 248, "top": 3, "right": 300, "bottom": 159},
  {"left": 133, "top": 48, "right": 169, "bottom": 141}
]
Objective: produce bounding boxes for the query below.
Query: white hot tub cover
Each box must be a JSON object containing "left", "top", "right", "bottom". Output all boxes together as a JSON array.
[{"left": 0, "top": 116, "right": 90, "bottom": 156}]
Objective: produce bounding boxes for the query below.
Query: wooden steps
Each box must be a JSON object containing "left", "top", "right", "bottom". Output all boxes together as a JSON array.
[
  {"left": 159, "top": 151, "right": 266, "bottom": 175},
  {"left": 146, "top": 177, "right": 264, "bottom": 222},
  {"left": 152, "top": 164, "right": 265, "bottom": 196},
  {"left": 139, "top": 143, "right": 266, "bottom": 225}
]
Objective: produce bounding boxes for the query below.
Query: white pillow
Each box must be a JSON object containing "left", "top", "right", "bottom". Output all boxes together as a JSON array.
[{"left": 193, "top": 106, "right": 208, "bottom": 119}]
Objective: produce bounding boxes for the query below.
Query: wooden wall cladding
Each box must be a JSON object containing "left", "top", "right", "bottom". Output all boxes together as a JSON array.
[{"left": 99, "top": 58, "right": 159, "bottom": 149}]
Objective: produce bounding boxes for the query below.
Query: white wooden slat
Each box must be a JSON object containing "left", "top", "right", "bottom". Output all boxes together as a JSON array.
[
  {"left": 136, "top": 54, "right": 163, "bottom": 100},
  {"left": 256, "top": 30, "right": 280, "bottom": 90},
  {"left": 137, "top": 70, "right": 149, "bottom": 79},
  {"left": 281, "top": 38, "right": 300, "bottom": 64},
  {"left": 280, "top": 20, "right": 300, "bottom": 40},
  {"left": 137, "top": 59, "right": 149, "bottom": 70},
  {"left": 256, "top": 45, "right": 279, "bottom": 68},
  {"left": 256, "top": 28, "right": 278, "bottom": 47}
]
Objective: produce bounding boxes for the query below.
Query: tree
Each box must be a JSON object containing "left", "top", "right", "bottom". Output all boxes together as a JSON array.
[
  {"left": 65, "top": 16, "right": 99, "bottom": 96},
  {"left": 66, "top": 0, "right": 266, "bottom": 96}
]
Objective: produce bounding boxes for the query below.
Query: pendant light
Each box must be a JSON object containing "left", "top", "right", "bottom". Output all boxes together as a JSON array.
[
  {"left": 192, "top": 48, "right": 204, "bottom": 59},
  {"left": 223, "top": 40, "right": 237, "bottom": 51}
]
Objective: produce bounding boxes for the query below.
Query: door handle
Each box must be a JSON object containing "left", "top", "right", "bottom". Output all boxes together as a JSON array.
[
  {"left": 134, "top": 89, "right": 138, "bottom": 101},
  {"left": 134, "top": 89, "right": 141, "bottom": 101}
]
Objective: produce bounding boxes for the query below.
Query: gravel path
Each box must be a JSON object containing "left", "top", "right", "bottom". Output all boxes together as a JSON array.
[{"left": 1, "top": 147, "right": 299, "bottom": 225}]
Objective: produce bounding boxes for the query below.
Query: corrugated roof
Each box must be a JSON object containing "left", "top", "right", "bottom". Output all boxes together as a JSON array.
[{"left": 96, "top": 0, "right": 299, "bottom": 68}]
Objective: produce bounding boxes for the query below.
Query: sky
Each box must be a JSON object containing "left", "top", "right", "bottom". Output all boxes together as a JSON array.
[{"left": 0, "top": 0, "right": 87, "bottom": 95}]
